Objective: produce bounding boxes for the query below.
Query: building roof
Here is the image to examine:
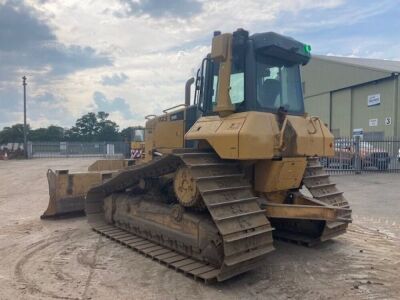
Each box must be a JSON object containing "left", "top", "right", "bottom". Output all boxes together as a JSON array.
[{"left": 313, "top": 54, "right": 400, "bottom": 74}]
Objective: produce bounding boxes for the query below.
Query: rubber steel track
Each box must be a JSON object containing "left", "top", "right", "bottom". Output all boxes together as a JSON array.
[
  {"left": 92, "top": 222, "right": 222, "bottom": 282},
  {"left": 85, "top": 151, "right": 274, "bottom": 282},
  {"left": 178, "top": 151, "right": 274, "bottom": 281},
  {"left": 302, "top": 157, "right": 352, "bottom": 242}
]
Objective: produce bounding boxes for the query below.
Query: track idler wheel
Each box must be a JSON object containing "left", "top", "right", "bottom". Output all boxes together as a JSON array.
[{"left": 173, "top": 166, "right": 204, "bottom": 209}]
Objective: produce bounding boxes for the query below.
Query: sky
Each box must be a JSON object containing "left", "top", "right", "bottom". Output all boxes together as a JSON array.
[{"left": 1, "top": 0, "right": 400, "bottom": 129}]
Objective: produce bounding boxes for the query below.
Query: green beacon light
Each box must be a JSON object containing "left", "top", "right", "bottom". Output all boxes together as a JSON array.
[{"left": 304, "top": 44, "right": 312, "bottom": 54}]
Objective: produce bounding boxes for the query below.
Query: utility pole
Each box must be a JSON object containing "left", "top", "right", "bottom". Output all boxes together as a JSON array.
[{"left": 22, "top": 76, "right": 28, "bottom": 158}]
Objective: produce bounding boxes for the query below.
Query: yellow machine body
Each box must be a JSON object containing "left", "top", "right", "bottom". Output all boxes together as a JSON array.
[
  {"left": 88, "top": 159, "right": 135, "bottom": 172},
  {"left": 185, "top": 112, "right": 334, "bottom": 159},
  {"left": 144, "top": 107, "right": 188, "bottom": 161},
  {"left": 254, "top": 157, "right": 307, "bottom": 193}
]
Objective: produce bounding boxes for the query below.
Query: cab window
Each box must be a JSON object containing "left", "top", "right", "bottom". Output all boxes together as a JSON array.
[{"left": 211, "top": 62, "right": 244, "bottom": 107}]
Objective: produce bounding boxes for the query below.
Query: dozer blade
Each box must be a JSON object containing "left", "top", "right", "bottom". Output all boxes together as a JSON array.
[
  {"left": 41, "top": 159, "right": 134, "bottom": 219},
  {"left": 41, "top": 169, "right": 115, "bottom": 219},
  {"left": 87, "top": 159, "right": 135, "bottom": 172}
]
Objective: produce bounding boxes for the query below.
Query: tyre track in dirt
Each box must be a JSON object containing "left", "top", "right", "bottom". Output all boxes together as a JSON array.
[
  {"left": 14, "top": 234, "right": 79, "bottom": 300},
  {"left": 212, "top": 223, "right": 400, "bottom": 300},
  {"left": 6, "top": 221, "right": 400, "bottom": 299},
  {"left": 2, "top": 158, "right": 400, "bottom": 300},
  {"left": 13, "top": 228, "right": 101, "bottom": 300},
  {"left": 7, "top": 217, "right": 400, "bottom": 299},
  {"left": 342, "top": 224, "right": 400, "bottom": 299},
  {"left": 81, "top": 235, "right": 102, "bottom": 299},
  {"left": 282, "top": 223, "right": 399, "bottom": 300}
]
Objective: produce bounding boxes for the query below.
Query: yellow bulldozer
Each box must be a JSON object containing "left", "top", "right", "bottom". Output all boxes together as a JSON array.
[{"left": 45, "top": 29, "right": 351, "bottom": 282}]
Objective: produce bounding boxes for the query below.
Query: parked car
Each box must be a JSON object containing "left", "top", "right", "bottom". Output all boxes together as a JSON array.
[
  {"left": 359, "top": 142, "right": 390, "bottom": 170},
  {"left": 328, "top": 139, "right": 390, "bottom": 170},
  {"left": 329, "top": 139, "right": 354, "bottom": 169}
]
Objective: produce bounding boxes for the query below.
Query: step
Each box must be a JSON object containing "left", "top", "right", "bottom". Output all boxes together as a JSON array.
[
  {"left": 207, "top": 197, "right": 259, "bottom": 208},
  {"left": 196, "top": 173, "right": 243, "bottom": 181},
  {"left": 307, "top": 183, "right": 336, "bottom": 189},
  {"left": 303, "top": 174, "right": 330, "bottom": 180},
  {"left": 214, "top": 210, "right": 265, "bottom": 222},
  {"left": 315, "top": 191, "right": 344, "bottom": 198},
  {"left": 337, "top": 217, "right": 352, "bottom": 223},
  {"left": 201, "top": 185, "right": 252, "bottom": 194},
  {"left": 224, "top": 245, "right": 274, "bottom": 266},
  {"left": 225, "top": 227, "right": 273, "bottom": 243},
  {"left": 306, "top": 165, "right": 323, "bottom": 169}
]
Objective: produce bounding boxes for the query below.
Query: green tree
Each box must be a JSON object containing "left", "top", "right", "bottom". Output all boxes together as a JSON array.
[
  {"left": 66, "top": 111, "right": 120, "bottom": 142},
  {"left": 0, "top": 124, "right": 29, "bottom": 144},
  {"left": 0, "top": 111, "right": 127, "bottom": 143},
  {"left": 96, "top": 112, "right": 118, "bottom": 141},
  {"left": 70, "top": 112, "right": 98, "bottom": 141},
  {"left": 28, "top": 128, "right": 47, "bottom": 141},
  {"left": 46, "top": 125, "right": 65, "bottom": 141},
  {"left": 29, "top": 125, "right": 65, "bottom": 141}
]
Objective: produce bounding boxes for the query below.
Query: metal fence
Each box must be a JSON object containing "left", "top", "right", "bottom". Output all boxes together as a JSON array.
[
  {"left": 321, "top": 137, "right": 400, "bottom": 174},
  {"left": 28, "top": 141, "right": 130, "bottom": 158},
  {"left": 6, "top": 138, "right": 400, "bottom": 174}
]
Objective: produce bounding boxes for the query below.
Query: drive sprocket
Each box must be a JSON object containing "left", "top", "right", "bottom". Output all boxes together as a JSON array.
[{"left": 173, "top": 166, "right": 204, "bottom": 208}]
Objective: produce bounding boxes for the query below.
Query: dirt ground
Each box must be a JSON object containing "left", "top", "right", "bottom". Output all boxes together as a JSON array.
[{"left": 0, "top": 158, "right": 399, "bottom": 300}]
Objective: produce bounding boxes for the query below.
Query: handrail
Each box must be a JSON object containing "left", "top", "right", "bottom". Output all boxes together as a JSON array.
[
  {"left": 162, "top": 104, "right": 187, "bottom": 114},
  {"left": 145, "top": 114, "right": 156, "bottom": 120}
]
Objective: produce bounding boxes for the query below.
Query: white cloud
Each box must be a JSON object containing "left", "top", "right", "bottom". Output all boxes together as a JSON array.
[
  {"left": 3, "top": 0, "right": 398, "bottom": 129},
  {"left": 21, "top": 0, "right": 344, "bottom": 126}
]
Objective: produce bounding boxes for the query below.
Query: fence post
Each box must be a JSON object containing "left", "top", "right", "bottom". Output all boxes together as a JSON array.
[
  {"left": 354, "top": 135, "right": 361, "bottom": 174},
  {"left": 27, "top": 141, "right": 33, "bottom": 158},
  {"left": 60, "top": 142, "right": 67, "bottom": 157},
  {"left": 106, "top": 143, "right": 115, "bottom": 157}
]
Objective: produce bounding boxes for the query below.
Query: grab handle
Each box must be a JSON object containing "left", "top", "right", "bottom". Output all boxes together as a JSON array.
[{"left": 307, "top": 117, "right": 319, "bottom": 134}]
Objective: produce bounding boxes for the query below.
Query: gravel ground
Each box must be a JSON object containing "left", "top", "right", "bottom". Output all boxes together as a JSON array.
[{"left": 0, "top": 158, "right": 399, "bottom": 300}]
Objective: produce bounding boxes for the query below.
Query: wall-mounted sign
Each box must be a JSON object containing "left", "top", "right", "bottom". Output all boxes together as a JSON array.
[
  {"left": 385, "top": 117, "right": 392, "bottom": 125},
  {"left": 369, "top": 118, "right": 378, "bottom": 127},
  {"left": 368, "top": 94, "right": 381, "bottom": 106},
  {"left": 353, "top": 128, "right": 363, "bottom": 138}
]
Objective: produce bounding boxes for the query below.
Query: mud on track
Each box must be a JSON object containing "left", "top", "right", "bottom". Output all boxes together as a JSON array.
[{"left": 0, "top": 158, "right": 399, "bottom": 299}]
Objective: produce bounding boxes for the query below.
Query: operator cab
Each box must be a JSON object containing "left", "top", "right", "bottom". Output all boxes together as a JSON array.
[{"left": 194, "top": 30, "right": 311, "bottom": 116}]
